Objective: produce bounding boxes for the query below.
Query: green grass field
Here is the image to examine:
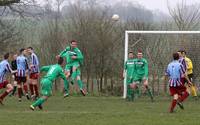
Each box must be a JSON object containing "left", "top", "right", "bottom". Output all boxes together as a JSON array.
[{"left": 0, "top": 95, "right": 200, "bottom": 125}]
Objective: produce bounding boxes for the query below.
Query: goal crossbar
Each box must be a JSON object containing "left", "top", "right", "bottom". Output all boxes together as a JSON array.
[
  {"left": 123, "top": 30, "right": 200, "bottom": 98},
  {"left": 126, "top": 30, "right": 200, "bottom": 34}
]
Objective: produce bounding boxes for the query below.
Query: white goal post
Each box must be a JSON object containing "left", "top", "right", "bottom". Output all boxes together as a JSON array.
[{"left": 123, "top": 30, "right": 200, "bottom": 98}]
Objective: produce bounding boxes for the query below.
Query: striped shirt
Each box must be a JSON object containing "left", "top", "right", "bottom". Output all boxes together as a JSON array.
[
  {"left": 16, "top": 55, "right": 28, "bottom": 77},
  {"left": 166, "top": 60, "right": 186, "bottom": 87},
  {"left": 30, "top": 53, "right": 39, "bottom": 73},
  {"left": 0, "top": 60, "right": 12, "bottom": 83},
  {"left": 179, "top": 57, "right": 187, "bottom": 72}
]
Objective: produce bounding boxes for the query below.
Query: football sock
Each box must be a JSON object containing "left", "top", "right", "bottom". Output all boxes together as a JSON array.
[
  {"left": 0, "top": 91, "right": 9, "bottom": 100},
  {"left": 135, "top": 86, "right": 141, "bottom": 97},
  {"left": 71, "top": 71, "right": 77, "bottom": 81},
  {"left": 29, "top": 84, "right": 34, "bottom": 96},
  {"left": 170, "top": 99, "right": 177, "bottom": 112},
  {"left": 127, "top": 85, "right": 132, "bottom": 98},
  {"left": 34, "top": 85, "right": 39, "bottom": 97},
  {"left": 64, "top": 80, "right": 69, "bottom": 94},
  {"left": 12, "top": 86, "right": 17, "bottom": 95},
  {"left": 32, "top": 98, "right": 45, "bottom": 107},
  {"left": 179, "top": 91, "right": 189, "bottom": 102},
  {"left": 146, "top": 86, "right": 153, "bottom": 100},
  {"left": 18, "top": 88, "right": 22, "bottom": 98},
  {"left": 77, "top": 80, "right": 83, "bottom": 90},
  {"left": 23, "top": 84, "right": 28, "bottom": 94}
]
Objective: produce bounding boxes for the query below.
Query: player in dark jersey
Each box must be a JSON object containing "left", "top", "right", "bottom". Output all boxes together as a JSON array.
[{"left": 10, "top": 53, "right": 18, "bottom": 96}]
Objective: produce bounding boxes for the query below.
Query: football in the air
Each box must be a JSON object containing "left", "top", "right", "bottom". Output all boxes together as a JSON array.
[{"left": 112, "top": 14, "right": 119, "bottom": 21}]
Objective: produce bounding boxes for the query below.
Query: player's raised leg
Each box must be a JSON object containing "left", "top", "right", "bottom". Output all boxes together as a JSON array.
[
  {"left": 0, "top": 53, "right": 16, "bottom": 104},
  {"left": 63, "top": 66, "right": 71, "bottom": 97},
  {"left": 30, "top": 57, "right": 69, "bottom": 110},
  {"left": 30, "top": 78, "right": 51, "bottom": 110},
  {"left": 0, "top": 81, "right": 13, "bottom": 105}
]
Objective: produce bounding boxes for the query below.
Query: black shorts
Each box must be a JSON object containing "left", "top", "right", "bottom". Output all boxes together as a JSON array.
[
  {"left": 188, "top": 74, "right": 193, "bottom": 82},
  {"left": 16, "top": 77, "right": 27, "bottom": 84},
  {"left": 14, "top": 73, "right": 18, "bottom": 81}
]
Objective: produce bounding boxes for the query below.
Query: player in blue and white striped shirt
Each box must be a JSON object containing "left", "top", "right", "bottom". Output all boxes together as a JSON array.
[
  {"left": 27, "top": 47, "right": 40, "bottom": 100},
  {"left": 165, "top": 53, "right": 191, "bottom": 113},
  {"left": 16, "top": 48, "right": 30, "bottom": 101},
  {"left": 0, "top": 53, "right": 15, "bottom": 105}
]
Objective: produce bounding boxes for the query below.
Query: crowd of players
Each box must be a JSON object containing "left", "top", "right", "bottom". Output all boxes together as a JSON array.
[
  {"left": 124, "top": 49, "right": 197, "bottom": 113},
  {"left": 0, "top": 39, "right": 198, "bottom": 113},
  {"left": 0, "top": 40, "right": 86, "bottom": 110},
  {"left": 0, "top": 47, "right": 40, "bottom": 103}
]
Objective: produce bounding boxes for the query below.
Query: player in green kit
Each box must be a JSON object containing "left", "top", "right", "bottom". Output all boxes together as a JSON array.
[
  {"left": 57, "top": 40, "right": 86, "bottom": 96},
  {"left": 123, "top": 51, "right": 135, "bottom": 101},
  {"left": 130, "top": 50, "right": 154, "bottom": 102},
  {"left": 29, "top": 57, "right": 69, "bottom": 110}
]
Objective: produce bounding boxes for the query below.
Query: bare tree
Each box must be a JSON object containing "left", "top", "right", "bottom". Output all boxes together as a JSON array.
[
  {"left": 0, "top": 0, "right": 43, "bottom": 54},
  {"left": 168, "top": 0, "right": 200, "bottom": 83},
  {"left": 168, "top": 0, "right": 200, "bottom": 30},
  {"left": 0, "top": 0, "right": 20, "bottom": 6}
]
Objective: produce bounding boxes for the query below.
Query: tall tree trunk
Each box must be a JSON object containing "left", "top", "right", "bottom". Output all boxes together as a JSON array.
[
  {"left": 111, "top": 77, "right": 114, "bottom": 95},
  {"left": 104, "top": 73, "right": 108, "bottom": 94}
]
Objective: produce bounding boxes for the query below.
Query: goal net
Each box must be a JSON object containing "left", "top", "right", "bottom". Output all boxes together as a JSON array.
[{"left": 123, "top": 31, "right": 200, "bottom": 98}]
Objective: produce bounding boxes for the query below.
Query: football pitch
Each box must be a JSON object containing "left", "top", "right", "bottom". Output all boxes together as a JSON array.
[{"left": 0, "top": 95, "right": 200, "bottom": 125}]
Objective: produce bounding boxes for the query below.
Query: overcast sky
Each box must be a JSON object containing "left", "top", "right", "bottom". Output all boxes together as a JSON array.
[
  {"left": 134, "top": 0, "right": 200, "bottom": 14},
  {"left": 37, "top": 0, "right": 200, "bottom": 14}
]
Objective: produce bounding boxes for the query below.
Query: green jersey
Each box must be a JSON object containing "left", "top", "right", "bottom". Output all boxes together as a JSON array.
[
  {"left": 124, "top": 59, "right": 135, "bottom": 78},
  {"left": 40, "top": 64, "right": 68, "bottom": 90},
  {"left": 59, "top": 46, "right": 83, "bottom": 65},
  {"left": 134, "top": 58, "right": 148, "bottom": 78}
]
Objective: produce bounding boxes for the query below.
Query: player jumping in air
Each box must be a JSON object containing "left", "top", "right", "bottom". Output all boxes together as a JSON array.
[
  {"left": 57, "top": 40, "right": 86, "bottom": 97},
  {"left": 26, "top": 47, "right": 40, "bottom": 100},
  {"left": 29, "top": 57, "right": 69, "bottom": 111},
  {"left": 129, "top": 50, "right": 154, "bottom": 102},
  {"left": 165, "top": 53, "right": 191, "bottom": 113},
  {"left": 0, "top": 53, "right": 16, "bottom": 104},
  {"left": 124, "top": 51, "right": 135, "bottom": 101},
  {"left": 16, "top": 48, "right": 30, "bottom": 102}
]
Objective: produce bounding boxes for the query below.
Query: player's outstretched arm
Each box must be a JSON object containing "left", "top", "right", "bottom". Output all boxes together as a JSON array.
[
  {"left": 59, "top": 50, "right": 66, "bottom": 57},
  {"left": 184, "top": 74, "right": 192, "bottom": 86},
  {"left": 76, "top": 49, "right": 83, "bottom": 60},
  {"left": 6, "top": 62, "right": 16, "bottom": 74},
  {"left": 144, "top": 60, "right": 149, "bottom": 78},
  {"left": 59, "top": 47, "right": 69, "bottom": 58},
  {"left": 40, "top": 65, "right": 51, "bottom": 72}
]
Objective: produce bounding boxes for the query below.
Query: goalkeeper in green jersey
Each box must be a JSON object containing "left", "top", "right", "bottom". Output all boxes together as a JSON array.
[
  {"left": 29, "top": 57, "right": 69, "bottom": 111},
  {"left": 130, "top": 50, "right": 154, "bottom": 102},
  {"left": 57, "top": 40, "right": 86, "bottom": 96},
  {"left": 123, "top": 51, "right": 136, "bottom": 101}
]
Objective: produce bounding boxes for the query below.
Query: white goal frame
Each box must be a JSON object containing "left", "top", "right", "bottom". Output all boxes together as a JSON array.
[{"left": 123, "top": 30, "right": 200, "bottom": 98}]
